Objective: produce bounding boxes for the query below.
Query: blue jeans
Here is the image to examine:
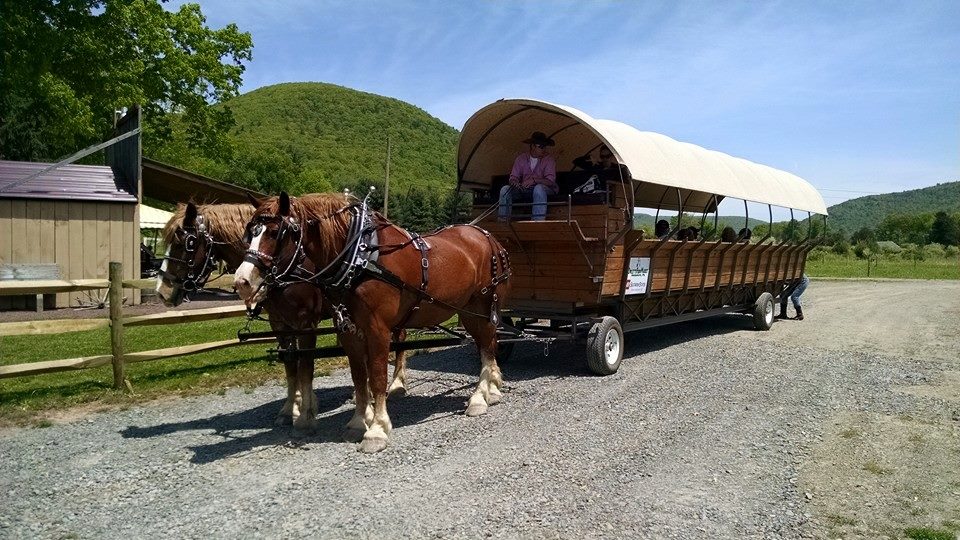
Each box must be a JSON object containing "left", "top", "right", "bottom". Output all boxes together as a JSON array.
[
  {"left": 785, "top": 274, "right": 809, "bottom": 308},
  {"left": 499, "top": 184, "right": 550, "bottom": 221}
]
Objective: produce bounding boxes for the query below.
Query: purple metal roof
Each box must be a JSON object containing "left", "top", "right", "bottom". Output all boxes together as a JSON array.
[{"left": 0, "top": 160, "right": 137, "bottom": 202}]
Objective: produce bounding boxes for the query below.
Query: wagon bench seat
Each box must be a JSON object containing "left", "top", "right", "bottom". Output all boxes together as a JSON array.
[{"left": 483, "top": 220, "right": 599, "bottom": 245}]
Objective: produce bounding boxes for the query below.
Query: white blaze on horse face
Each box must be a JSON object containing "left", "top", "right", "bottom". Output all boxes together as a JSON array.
[
  {"left": 234, "top": 226, "right": 265, "bottom": 302},
  {"left": 156, "top": 246, "right": 173, "bottom": 303}
]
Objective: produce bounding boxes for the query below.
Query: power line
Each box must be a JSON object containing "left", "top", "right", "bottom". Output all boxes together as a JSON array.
[{"left": 817, "top": 188, "right": 884, "bottom": 194}]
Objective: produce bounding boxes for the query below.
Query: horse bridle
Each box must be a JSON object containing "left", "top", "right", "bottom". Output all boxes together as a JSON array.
[
  {"left": 161, "top": 215, "right": 220, "bottom": 293},
  {"left": 242, "top": 198, "right": 380, "bottom": 291},
  {"left": 241, "top": 212, "right": 308, "bottom": 288}
]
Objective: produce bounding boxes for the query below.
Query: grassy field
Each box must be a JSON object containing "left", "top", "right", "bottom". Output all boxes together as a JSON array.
[
  {"left": 807, "top": 253, "right": 960, "bottom": 280},
  {"left": 0, "top": 316, "right": 344, "bottom": 426}
]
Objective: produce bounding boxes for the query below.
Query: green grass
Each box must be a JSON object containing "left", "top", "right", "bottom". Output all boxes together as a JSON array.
[
  {"left": 862, "top": 460, "right": 894, "bottom": 475},
  {"left": 840, "top": 427, "right": 861, "bottom": 439},
  {"left": 0, "top": 316, "right": 343, "bottom": 425},
  {"left": 827, "top": 514, "right": 858, "bottom": 527},
  {"left": 904, "top": 527, "right": 956, "bottom": 540},
  {"left": 806, "top": 253, "right": 960, "bottom": 279}
]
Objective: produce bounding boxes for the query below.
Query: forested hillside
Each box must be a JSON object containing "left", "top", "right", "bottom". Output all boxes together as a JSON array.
[
  {"left": 825, "top": 181, "right": 960, "bottom": 232},
  {"left": 150, "top": 82, "right": 459, "bottom": 197}
]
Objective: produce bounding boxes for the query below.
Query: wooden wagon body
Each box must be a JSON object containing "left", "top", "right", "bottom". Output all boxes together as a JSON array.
[{"left": 457, "top": 99, "right": 828, "bottom": 373}]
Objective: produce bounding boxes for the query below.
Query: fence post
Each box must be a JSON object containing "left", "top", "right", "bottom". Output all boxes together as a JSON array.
[{"left": 109, "top": 262, "right": 131, "bottom": 392}]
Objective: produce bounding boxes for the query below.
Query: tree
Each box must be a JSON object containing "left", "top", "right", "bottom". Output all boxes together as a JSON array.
[
  {"left": 0, "top": 1, "right": 252, "bottom": 161},
  {"left": 832, "top": 239, "right": 850, "bottom": 256},
  {"left": 902, "top": 243, "right": 925, "bottom": 267},
  {"left": 928, "top": 211, "right": 960, "bottom": 246},
  {"left": 876, "top": 213, "right": 934, "bottom": 245},
  {"left": 850, "top": 227, "right": 877, "bottom": 247},
  {"left": 781, "top": 219, "right": 803, "bottom": 243}
]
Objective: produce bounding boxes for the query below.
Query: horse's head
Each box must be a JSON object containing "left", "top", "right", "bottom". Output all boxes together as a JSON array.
[
  {"left": 156, "top": 202, "right": 218, "bottom": 306},
  {"left": 234, "top": 192, "right": 303, "bottom": 305}
]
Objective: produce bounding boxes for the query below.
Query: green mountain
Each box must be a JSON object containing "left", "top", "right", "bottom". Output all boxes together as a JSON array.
[
  {"left": 152, "top": 82, "right": 459, "bottom": 195},
  {"left": 825, "top": 181, "right": 960, "bottom": 233}
]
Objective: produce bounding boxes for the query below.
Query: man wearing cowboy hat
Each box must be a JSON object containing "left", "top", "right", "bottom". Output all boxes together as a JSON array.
[{"left": 499, "top": 131, "right": 558, "bottom": 221}]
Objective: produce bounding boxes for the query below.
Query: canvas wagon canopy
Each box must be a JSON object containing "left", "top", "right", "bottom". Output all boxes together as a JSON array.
[{"left": 457, "top": 98, "right": 827, "bottom": 215}]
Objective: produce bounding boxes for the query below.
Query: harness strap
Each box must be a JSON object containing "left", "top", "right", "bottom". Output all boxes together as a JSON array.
[{"left": 388, "top": 234, "right": 432, "bottom": 330}]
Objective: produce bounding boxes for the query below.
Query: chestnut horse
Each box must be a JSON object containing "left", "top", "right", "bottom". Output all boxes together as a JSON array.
[
  {"left": 234, "top": 192, "right": 511, "bottom": 453},
  {"left": 156, "top": 202, "right": 409, "bottom": 432}
]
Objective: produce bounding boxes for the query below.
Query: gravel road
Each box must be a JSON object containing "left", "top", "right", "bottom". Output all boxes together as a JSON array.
[{"left": 1, "top": 280, "right": 958, "bottom": 539}]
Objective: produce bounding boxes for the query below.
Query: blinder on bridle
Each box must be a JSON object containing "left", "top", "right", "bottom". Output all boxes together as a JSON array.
[
  {"left": 161, "top": 215, "right": 218, "bottom": 293},
  {"left": 242, "top": 213, "right": 304, "bottom": 284}
]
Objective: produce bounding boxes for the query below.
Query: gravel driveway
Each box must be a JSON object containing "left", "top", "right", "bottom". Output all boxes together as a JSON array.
[{"left": 1, "top": 280, "right": 958, "bottom": 539}]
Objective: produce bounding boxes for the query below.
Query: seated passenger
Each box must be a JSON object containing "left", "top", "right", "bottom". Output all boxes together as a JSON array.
[
  {"left": 572, "top": 144, "right": 614, "bottom": 173},
  {"left": 498, "top": 131, "right": 558, "bottom": 221},
  {"left": 655, "top": 219, "right": 670, "bottom": 238},
  {"left": 739, "top": 227, "right": 752, "bottom": 241},
  {"left": 571, "top": 144, "right": 615, "bottom": 195},
  {"left": 721, "top": 226, "right": 737, "bottom": 242}
]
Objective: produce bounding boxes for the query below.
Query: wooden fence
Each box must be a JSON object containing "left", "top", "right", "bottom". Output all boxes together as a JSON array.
[{"left": 0, "top": 262, "right": 275, "bottom": 388}]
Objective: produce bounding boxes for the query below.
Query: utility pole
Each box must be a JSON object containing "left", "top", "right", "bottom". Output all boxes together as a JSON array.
[{"left": 383, "top": 137, "right": 392, "bottom": 218}]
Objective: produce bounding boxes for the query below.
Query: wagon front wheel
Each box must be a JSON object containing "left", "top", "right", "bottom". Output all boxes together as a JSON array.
[
  {"left": 586, "top": 316, "right": 624, "bottom": 375},
  {"left": 753, "top": 292, "right": 775, "bottom": 331}
]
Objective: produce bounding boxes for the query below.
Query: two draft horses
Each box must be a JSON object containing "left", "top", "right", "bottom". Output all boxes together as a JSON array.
[{"left": 233, "top": 192, "right": 511, "bottom": 453}]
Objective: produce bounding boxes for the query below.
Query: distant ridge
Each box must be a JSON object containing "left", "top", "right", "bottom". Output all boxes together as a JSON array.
[{"left": 825, "top": 181, "right": 960, "bottom": 232}]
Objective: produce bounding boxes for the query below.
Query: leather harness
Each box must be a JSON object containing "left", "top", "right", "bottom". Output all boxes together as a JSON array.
[{"left": 243, "top": 198, "right": 510, "bottom": 333}]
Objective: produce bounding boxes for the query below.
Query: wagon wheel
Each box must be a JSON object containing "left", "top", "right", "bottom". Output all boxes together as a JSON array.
[
  {"left": 586, "top": 316, "right": 624, "bottom": 375},
  {"left": 752, "top": 292, "right": 775, "bottom": 331}
]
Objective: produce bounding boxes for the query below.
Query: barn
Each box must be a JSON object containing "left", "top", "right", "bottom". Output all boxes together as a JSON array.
[{"left": 0, "top": 107, "right": 262, "bottom": 310}]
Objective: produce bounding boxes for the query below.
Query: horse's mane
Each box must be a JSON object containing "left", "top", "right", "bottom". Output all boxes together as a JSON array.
[
  {"left": 162, "top": 203, "right": 255, "bottom": 254},
  {"left": 256, "top": 193, "right": 354, "bottom": 256}
]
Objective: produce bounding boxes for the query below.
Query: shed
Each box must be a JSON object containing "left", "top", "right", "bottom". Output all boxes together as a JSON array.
[{"left": 0, "top": 109, "right": 142, "bottom": 310}]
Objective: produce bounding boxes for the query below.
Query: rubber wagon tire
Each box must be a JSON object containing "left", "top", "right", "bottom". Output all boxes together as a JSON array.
[
  {"left": 753, "top": 292, "right": 775, "bottom": 331},
  {"left": 586, "top": 316, "right": 624, "bottom": 375}
]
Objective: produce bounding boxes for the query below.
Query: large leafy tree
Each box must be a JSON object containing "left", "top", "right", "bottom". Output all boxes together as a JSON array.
[
  {"left": 875, "top": 213, "right": 935, "bottom": 245},
  {"left": 0, "top": 0, "right": 252, "bottom": 161},
  {"left": 928, "top": 211, "right": 960, "bottom": 246}
]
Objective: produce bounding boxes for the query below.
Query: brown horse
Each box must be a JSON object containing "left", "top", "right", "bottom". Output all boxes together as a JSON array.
[
  {"left": 156, "top": 201, "right": 409, "bottom": 432},
  {"left": 234, "top": 192, "right": 511, "bottom": 453}
]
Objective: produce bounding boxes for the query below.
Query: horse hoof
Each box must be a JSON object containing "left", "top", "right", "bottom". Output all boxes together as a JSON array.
[
  {"left": 359, "top": 437, "right": 388, "bottom": 453},
  {"left": 388, "top": 386, "right": 407, "bottom": 398},
  {"left": 465, "top": 403, "right": 488, "bottom": 417},
  {"left": 343, "top": 428, "right": 365, "bottom": 443},
  {"left": 487, "top": 392, "right": 502, "bottom": 406},
  {"left": 275, "top": 415, "right": 293, "bottom": 426}
]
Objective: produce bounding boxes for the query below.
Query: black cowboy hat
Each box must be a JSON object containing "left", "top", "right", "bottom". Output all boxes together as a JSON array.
[{"left": 522, "top": 131, "right": 555, "bottom": 147}]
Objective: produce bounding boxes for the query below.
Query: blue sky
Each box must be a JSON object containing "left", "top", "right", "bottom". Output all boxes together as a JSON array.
[{"left": 180, "top": 0, "right": 959, "bottom": 207}]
